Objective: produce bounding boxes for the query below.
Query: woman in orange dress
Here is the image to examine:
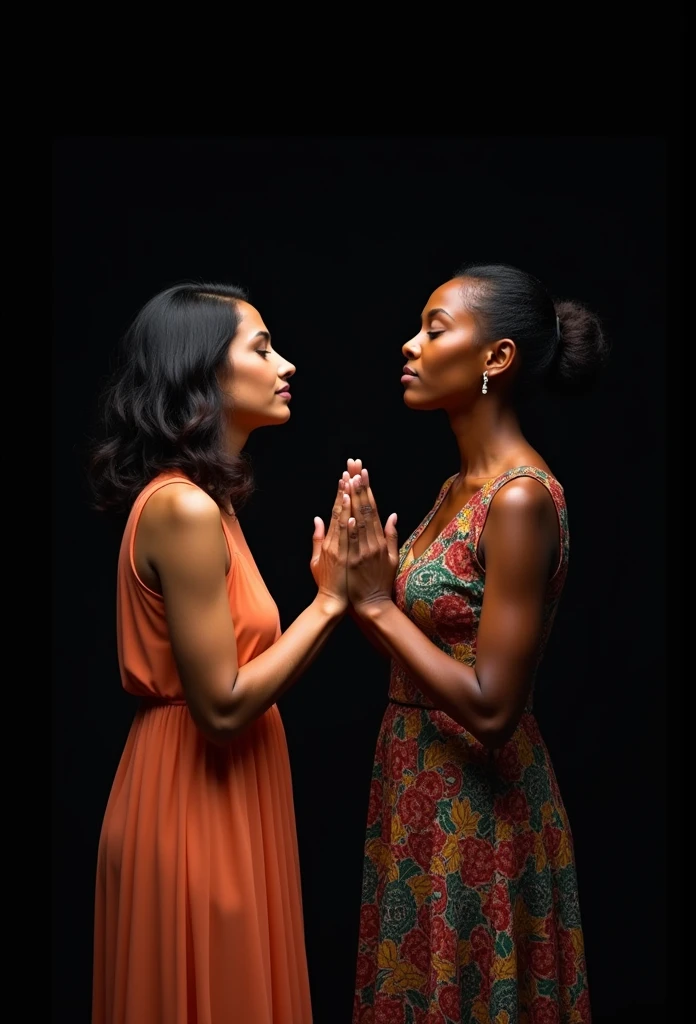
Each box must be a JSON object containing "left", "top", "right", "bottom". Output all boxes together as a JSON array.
[{"left": 88, "top": 282, "right": 349, "bottom": 1024}]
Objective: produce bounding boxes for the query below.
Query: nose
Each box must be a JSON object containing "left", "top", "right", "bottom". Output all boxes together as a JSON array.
[
  {"left": 402, "top": 335, "right": 421, "bottom": 358},
  {"left": 278, "top": 356, "right": 296, "bottom": 380}
]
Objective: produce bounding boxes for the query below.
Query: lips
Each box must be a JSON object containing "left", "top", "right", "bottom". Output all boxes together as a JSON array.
[
  {"left": 402, "top": 366, "right": 418, "bottom": 377},
  {"left": 276, "top": 386, "right": 291, "bottom": 394}
]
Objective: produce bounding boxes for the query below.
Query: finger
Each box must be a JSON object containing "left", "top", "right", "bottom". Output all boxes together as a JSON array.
[
  {"left": 351, "top": 470, "right": 380, "bottom": 550},
  {"left": 346, "top": 457, "right": 362, "bottom": 478},
  {"left": 326, "top": 477, "right": 346, "bottom": 542},
  {"left": 384, "top": 512, "right": 399, "bottom": 564},
  {"left": 336, "top": 491, "right": 351, "bottom": 557},
  {"left": 311, "top": 517, "right": 325, "bottom": 564},
  {"left": 347, "top": 515, "right": 360, "bottom": 560},
  {"left": 356, "top": 467, "right": 381, "bottom": 545},
  {"left": 348, "top": 475, "right": 372, "bottom": 554},
  {"left": 361, "top": 467, "right": 382, "bottom": 524}
]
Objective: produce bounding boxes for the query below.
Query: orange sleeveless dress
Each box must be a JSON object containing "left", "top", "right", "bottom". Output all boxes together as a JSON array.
[{"left": 92, "top": 473, "right": 313, "bottom": 1024}]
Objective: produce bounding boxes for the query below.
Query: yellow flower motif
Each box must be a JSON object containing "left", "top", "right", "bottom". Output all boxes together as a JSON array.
[
  {"left": 405, "top": 711, "right": 422, "bottom": 738},
  {"left": 457, "top": 939, "right": 472, "bottom": 966},
  {"left": 432, "top": 952, "right": 456, "bottom": 983},
  {"left": 457, "top": 507, "right": 473, "bottom": 531},
  {"left": 517, "top": 729, "right": 535, "bottom": 767},
  {"left": 541, "top": 801, "right": 555, "bottom": 824},
  {"left": 451, "top": 797, "right": 481, "bottom": 836},
  {"left": 471, "top": 999, "right": 490, "bottom": 1023},
  {"left": 571, "top": 929, "right": 586, "bottom": 957},
  {"left": 496, "top": 819, "right": 514, "bottom": 841},
  {"left": 451, "top": 642, "right": 475, "bottom": 664},
  {"left": 406, "top": 875, "right": 433, "bottom": 906},
  {"left": 391, "top": 815, "right": 407, "bottom": 845},
  {"left": 366, "top": 838, "right": 398, "bottom": 881},
  {"left": 377, "top": 940, "right": 399, "bottom": 969},
  {"left": 554, "top": 829, "right": 574, "bottom": 869},
  {"left": 377, "top": 940, "right": 427, "bottom": 994},
  {"left": 411, "top": 599, "right": 432, "bottom": 632},
  {"left": 439, "top": 833, "right": 461, "bottom": 873},
  {"left": 424, "top": 739, "right": 461, "bottom": 769},
  {"left": 381, "top": 961, "right": 427, "bottom": 994},
  {"left": 514, "top": 895, "right": 548, "bottom": 940},
  {"left": 493, "top": 954, "right": 517, "bottom": 979}
]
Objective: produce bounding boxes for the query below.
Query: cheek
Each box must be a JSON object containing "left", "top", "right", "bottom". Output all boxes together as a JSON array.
[
  {"left": 230, "top": 359, "right": 272, "bottom": 396},
  {"left": 425, "top": 349, "right": 474, "bottom": 390}
]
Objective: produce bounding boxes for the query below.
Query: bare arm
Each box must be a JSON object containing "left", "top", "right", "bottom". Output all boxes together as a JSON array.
[
  {"left": 347, "top": 474, "right": 558, "bottom": 748},
  {"left": 347, "top": 607, "right": 391, "bottom": 661},
  {"left": 139, "top": 481, "right": 350, "bottom": 742}
]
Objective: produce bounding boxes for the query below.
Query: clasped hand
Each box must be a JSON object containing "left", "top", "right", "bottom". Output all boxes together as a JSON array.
[{"left": 310, "top": 458, "right": 399, "bottom": 615}]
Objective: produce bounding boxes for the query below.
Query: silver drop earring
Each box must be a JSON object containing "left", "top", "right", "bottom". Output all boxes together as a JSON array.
[{"left": 482, "top": 371, "right": 488, "bottom": 395}]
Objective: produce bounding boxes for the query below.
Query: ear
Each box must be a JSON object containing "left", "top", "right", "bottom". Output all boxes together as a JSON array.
[{"left": 485, "top": 338, "right": 517, "bottom": 380}]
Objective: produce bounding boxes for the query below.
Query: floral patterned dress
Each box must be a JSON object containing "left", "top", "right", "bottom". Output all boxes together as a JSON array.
[{"left": 353, "top": 467, "right": 591, "bottom": 1024}]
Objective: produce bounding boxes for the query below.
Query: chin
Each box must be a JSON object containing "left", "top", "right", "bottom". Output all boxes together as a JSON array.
[
  {"left": 245, "top": 408, "right": 292, "bottom": 434},
  {"left": 268, "top": 406, "right": 292, "bottom": 425},
  {"left": 403, "top": 391, "right": 435, "bottom": 411}
]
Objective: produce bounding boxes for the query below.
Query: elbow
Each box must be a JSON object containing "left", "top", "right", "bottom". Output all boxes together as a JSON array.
[
  {"left": 206, "top": 705, "right": 249, "bottom": 744},
  {"left": 190, "top": 678, "right": 248, "bottom": 744},
  {"left": 196, "top": 710, "right": 246, "bottom": 745},
  {"left": 197, "top": 719, "right": 237, "bottom": 746},
  {"left": 475, "top": 712, "right": 521, "bottom": 751}
]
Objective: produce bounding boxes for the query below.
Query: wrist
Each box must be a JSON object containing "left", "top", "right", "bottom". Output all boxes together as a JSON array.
[
  {"left": 313, "top": 591, "right": 348, "bottom": 621},
  {"left": 353, "top": 596, "right": 394, "bottom": 622}
]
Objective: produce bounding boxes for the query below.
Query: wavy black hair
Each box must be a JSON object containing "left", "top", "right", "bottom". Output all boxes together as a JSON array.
[
  {"left": 455, "top": 263, "right": 610, "bottom": 396},
  {"left": 87, "top": 281, "right": 255, "bottom": 515}
]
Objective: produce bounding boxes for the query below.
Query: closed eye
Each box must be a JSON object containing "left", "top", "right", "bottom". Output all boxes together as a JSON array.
[
  {"left": 257, "top": 349, "right": 271, "bottom": 358},
  {"left": 426, "top": 331, "right": 444, "bottom": 339}
]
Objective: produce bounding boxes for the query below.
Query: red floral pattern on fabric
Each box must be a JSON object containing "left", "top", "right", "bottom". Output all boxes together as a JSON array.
[{"left": 353, "top": 469, "right": 591, "bottom": 1023}]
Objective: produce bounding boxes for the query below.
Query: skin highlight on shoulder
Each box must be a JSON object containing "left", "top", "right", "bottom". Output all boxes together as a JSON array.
[
  {"left": 150, "top": 484, "right": 222, "bottom": 531},
  {"left": 135, "top": 483, "right": 228, "bottom": 593},
  {"left": 488, "top": 477, "right": 556, "bottom": 517}
]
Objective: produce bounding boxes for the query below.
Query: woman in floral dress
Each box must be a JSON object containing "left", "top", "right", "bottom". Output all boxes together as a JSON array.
[{"left": 346, "top": 263, "right": 608, "bottom": 1024}]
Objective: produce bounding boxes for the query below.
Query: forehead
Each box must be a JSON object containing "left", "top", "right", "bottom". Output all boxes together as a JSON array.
[
  {"left": 235, "top": 300, "right": 268, "bottom": 335},
  {"left": 424, "top": 278, "right": 469, "bottom": 317}
]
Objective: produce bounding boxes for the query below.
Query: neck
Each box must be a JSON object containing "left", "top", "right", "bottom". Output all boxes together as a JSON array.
[
  {"left": 448, "top": 402, "right": 525, "bottom": 481},
  {"left": 224, "top": 421, "right": 249, "bottom": 456}
]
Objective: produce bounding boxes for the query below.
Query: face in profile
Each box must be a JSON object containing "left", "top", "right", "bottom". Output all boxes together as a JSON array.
[
  {"left": 221, "top": 300, "right": 296, "bottom": 432},
  {"left": 401, "top": 278, "right": 492, "bottom": 413}
]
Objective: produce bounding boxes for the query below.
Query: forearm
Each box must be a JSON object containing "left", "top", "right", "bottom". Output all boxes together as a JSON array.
[
  {"left": 215, "top": 596, "right": 344, "bottom": 737},
  {"left": 357, "top": 600, "right": 511, "bottom": 747},
  {"left": 348, "top": 607, "right": 391, "bottom": 660}
]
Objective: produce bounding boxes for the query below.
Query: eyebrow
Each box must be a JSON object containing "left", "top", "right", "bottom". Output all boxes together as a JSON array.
[
  {"left": 424, "top": 307, "right": 454, "bottom": 322},
  {"left": 251, "top": 330, "right": 271, "bottom": 343}
]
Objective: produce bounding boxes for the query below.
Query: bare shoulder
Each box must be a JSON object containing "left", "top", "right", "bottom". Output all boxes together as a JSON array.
[
  {"left": 488, "top": 476, "right": 557, "bottom": 524},
  {"left": 143, "top": 482, "right": 221, "bottom": 534}
]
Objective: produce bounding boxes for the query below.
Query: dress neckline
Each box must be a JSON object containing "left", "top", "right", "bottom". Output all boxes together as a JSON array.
[{"left": 402, "top": 466, "right": 560, "bottom": 570}]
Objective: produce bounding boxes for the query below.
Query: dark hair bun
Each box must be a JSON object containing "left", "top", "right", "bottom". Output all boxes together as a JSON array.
[{"left": 550, "top": 300, "right": 610, "bottom": 396}]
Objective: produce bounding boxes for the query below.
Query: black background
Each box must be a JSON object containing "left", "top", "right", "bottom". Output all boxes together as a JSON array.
[{"left": 53, "top": 137, "right": 668, "bottom": 1024}]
